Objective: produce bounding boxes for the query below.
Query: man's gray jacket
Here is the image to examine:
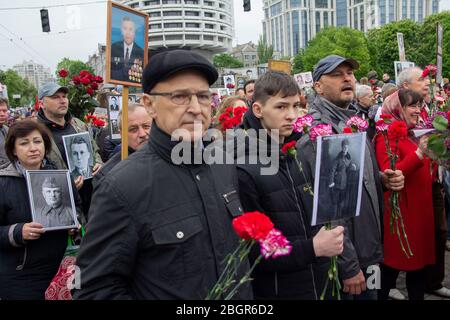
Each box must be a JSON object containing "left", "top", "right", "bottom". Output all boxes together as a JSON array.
[{"left": 297, "top": 96, "right": 384, "bottom": 280}]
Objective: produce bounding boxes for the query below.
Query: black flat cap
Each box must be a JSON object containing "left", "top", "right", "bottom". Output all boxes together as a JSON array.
[
  {"left": 142, "top": 50, "right": 218, "bottom": 93},
  {"left": 312, "top": 55, "right": 359, "bottom": 82}
]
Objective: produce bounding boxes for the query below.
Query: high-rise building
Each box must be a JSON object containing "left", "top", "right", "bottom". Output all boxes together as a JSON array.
[
  {"left": 118, "top": 0, "right": 234, "bottom": 60},
  {"left": 12, "top": 60, "right": 54, "bottom": 90},
  {"left": 263, "top": 0, "right": 440, "bottom": 57}
]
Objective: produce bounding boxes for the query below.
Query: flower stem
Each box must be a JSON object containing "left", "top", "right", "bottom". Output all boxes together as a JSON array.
[{"left": 319, "top": 222, "right": 341, "bottom": 300}]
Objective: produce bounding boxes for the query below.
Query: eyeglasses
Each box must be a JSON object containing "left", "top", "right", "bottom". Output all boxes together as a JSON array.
[{"left": 148, "top": 91, "right": 212, "bottom": 106}]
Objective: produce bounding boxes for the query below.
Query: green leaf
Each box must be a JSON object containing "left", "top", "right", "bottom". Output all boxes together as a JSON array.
[{"left": 432, "top": 115, "right": 448, "bottom": 131}]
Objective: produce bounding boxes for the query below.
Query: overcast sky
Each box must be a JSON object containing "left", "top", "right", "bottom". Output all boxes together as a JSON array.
[{"left": 0, "top": 0, "right": 448, "bottom": 74}]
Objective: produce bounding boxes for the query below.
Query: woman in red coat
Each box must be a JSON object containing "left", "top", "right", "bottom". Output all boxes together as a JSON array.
[{"left": 375, "top": 89, "right": 435, "bottom": 300}]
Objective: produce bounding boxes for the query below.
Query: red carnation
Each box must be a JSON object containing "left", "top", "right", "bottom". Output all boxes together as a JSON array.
[
  {"left": 380, "top": 114, "right": 392, "bottom": 120},
  {"left": 80, "top": 77, "right": 91, "bottom": 85},
  {"left": 94, "top": 76, "right": 103, "bottom": 83},
  {"left": 86, "top": 87, "right": 94, "bottom": 96},
  {"left": 58, "top": 68, "right": 68, "bottom": 78},
  {"left": 232, "top": 211, "right": 274, "bottom": 241},
  {"left": 343, "top": 127, "right": 353, "bottom": 134},
  {"left": 72, "top": 75, "right": 81, "bottom": 85},
  {"left": 91, "top": 82, "right": 98, "bottom": 90},
  {"left": 281, "top": 140, "right": 297, "bottom": 155},
  {"left": 79, "top": 70, "right": 91, "bottom": 78},
  {"left": 93, "top": 119, "right": 105, "bottom": 127},
  {"left": 388, "top": 121, "right": 408, "bottom": 140}
]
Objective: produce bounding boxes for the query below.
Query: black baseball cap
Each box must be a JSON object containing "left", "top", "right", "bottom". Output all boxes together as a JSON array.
[
  {"left": 142, "top": 50, "right": 218, "bottom": 93},
  {"left": 312, "top": 55, "right": 359, "bottom": 82}
]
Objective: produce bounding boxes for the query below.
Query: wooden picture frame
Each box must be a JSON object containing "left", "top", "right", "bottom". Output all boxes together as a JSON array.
[{"left": 106, "top": 1, "right": 149, "bottom": 87}]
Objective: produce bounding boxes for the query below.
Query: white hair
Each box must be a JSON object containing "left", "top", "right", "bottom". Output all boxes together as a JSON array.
[
  {"left": 355, "top": 84, "right": 372, "bottom": 99},
  {"left": 396, "top": 67, "right": 423, "bottom": 88},
  {"left": 117, "top": 103, "right": 147, "bottom": 131}
]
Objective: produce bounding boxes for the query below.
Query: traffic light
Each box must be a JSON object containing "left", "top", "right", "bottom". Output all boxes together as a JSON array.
[
  {"left": 40, "top": 9, "right": 50, "bottom": 32},
  {"left": 243, "top": 0, "right": 251, "bottom": 12}
]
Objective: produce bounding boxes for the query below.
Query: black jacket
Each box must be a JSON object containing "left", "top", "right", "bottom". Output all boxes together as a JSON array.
[
  {"left": 92, "top": 147, "right": 134, "bottom": 192},
  {"left": 297, "top": 96, "right": 384, "bottom": 281},
  {"left": 235, "top": 110, "right": 327, "bottom": 299},
  {"left": 73, "top": 124, "right": 252, "bottom": 300},
  {"left": 0, "top": 162, "right": 81, "bottom": 300}
]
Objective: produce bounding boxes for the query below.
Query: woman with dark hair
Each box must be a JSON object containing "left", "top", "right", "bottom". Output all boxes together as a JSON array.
[
  {"left": 0, "top": 120, "right": 81, "bottom": 299},
  {"left": 375, "top": 89, "right": 435, "bottom": 300}
]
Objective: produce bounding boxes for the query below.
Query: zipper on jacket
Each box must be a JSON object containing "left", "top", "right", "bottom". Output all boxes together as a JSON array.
[
  {"left": 16, "top": 246, "right": 28, "bottom": 271},
  {"left": 286, "top": 161, "right": 319, "bottom": 300}
]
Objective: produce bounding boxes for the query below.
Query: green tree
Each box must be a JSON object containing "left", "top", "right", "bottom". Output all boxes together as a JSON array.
[
  {"left": 292, "top": 48, "right": 305, "bottom": 74},
  {"left": 213, "top": 53, "right": 243, "bottom": 68},
  {"left": 56, "top": 58, "right": 94, "bottom": 84},
  {"left": 0, "top": 69, "right": 37, "bottom": 108},
  {"left": 418, "top": 12, "right": 450, "bottom": 77},
  {"left": 301, "top": 27, "right": 371, "bottom": 80},
  {"left": 366, "top": 20, "right": 424, "bottom": 78},
  {"left": 257, "top": 36, "right": 274, "bottom": 64}
]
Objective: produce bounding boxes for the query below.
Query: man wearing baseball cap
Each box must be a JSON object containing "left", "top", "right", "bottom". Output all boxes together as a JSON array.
[
  {"left": 37, "top": 82, "right": 103, "bottom": 217},
  {"left": 297, "top": 55, "right": 405, "bottom": 300},
  {"left": 73, "top": 50, "right": 252, "bottom": 300}
]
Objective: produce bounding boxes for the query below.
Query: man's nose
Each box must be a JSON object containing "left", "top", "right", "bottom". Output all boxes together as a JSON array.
[{"left": 187, "top": 95, "right": 202, "bottom": 115}]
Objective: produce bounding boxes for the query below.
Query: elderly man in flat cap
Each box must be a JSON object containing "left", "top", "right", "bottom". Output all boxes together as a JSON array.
[
  {"left": 296, "top": 55, "right": 405, "bottom": 300},
  {"left": 73, "top": 50, "right": 252, "bottom": 300},
  {"left": 36, "top": 177, "right": 74, "bottom": 229}
]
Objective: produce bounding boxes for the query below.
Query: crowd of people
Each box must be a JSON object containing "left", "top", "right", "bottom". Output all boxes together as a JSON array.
[{"left": 0, "top": 49, "right": 449, "bottom": 300}]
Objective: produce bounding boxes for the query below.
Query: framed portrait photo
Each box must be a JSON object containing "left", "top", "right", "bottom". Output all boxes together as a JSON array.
[
  {"left": 394, "top": 61, "right": 415, "bottom": 83},
  {"left": 62, "top": 132, "right": 95, "bottom": 180},
  {"left": 106, "top": 1, "right": 149, "bottom": 87},
  {"left": 26, "top": 170, "right": 78, "bottom": 231},
  {"left": 311, "top": 132, "right": 366, "bottom": 226}
]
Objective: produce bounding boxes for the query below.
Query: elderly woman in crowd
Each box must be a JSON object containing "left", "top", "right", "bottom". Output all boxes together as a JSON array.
[
  {"left": 0, "top": 120, "right": 81, "bottom": 300},
  {"left": 375, "top": 89, "right": 435, "bottom": 300}
]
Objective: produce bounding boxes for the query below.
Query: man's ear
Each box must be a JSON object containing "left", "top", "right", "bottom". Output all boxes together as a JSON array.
[
  {"left": 252, "top": 101, "right": 263, "bottom": 119},
  {"left": 39, "top": 99, "right": 45, "bottom": 110},
  {"left": 314, "top": 82, "right": 322, "bottom": 95},
  {"left": 142, "top": 94, "right": 156, "bottom": 119}
]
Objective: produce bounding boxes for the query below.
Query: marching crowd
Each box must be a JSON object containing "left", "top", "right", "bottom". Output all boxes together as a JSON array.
[{"left": 0, "top": 49, "right": 449, "bottom": 300}]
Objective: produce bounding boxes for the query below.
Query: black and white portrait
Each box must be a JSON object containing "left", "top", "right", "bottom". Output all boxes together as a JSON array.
[
  {"left": 110, "top": 119, "right": 121, "bottom": 140},
  {"left": 311, "top": 132, "right": 366, "bottom": 226},
  {"left": 62, "top": 132, "right": 95, "bottom": 180},
  {"left": 109, "top": 95, "right": 120, "bottom": 112},
  {"left": 223, "top": 75, "right": 235, "bottom": 88},
  {"left": 394, "top": 61, "right": 415, "bottom": 83},
  {"left": 26, "top": 170, "right": 78, "bottom": 231}
]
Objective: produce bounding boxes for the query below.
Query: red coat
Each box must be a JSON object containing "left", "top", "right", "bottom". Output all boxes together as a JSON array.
[{"left": 374, "top": 132, "right": 435, "bottom": 271}]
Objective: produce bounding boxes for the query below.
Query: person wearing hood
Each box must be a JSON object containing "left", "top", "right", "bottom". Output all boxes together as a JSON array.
[
  {"left": 36, "top": 82, "right": 103, "bottom": 220},
  {"left": 375, "top": 89, "right": 435, "bottom": 300},
  {"left": 0, "top": 120, "right": 82, "bottom": 300},
  {"left": 235, "top": 71, "right": 344, "bottom": 299},
  {"left": 297, "top": 55, "right": 405, "bottom": 300}
]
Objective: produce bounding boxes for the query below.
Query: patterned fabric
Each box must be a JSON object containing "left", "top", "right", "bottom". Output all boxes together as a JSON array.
[{"left": 45, "top": 255, "right": 77, "bottom": 300}]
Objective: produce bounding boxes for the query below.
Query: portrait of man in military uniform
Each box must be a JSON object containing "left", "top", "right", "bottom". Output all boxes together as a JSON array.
[
  {"left": 26, "top": 171, "right": 78, "bottom": 230},
  {"left": 63, "top": 132, "right": 94, "bottom": 180},
  {"left": 107, "top": 2, "right": 148, "bottom": 86},
  {"left": 312, "top": 133, "right": 366, "bottom": 226}
]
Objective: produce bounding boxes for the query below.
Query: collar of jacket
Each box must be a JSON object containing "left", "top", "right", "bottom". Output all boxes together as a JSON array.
[
  {"left": 311, "top": 96, "right": 357, "bottom": 131},
  {"left": 239, "top": 106, "right": 301, "bottom": 158},
  {"left": 37, "top": 108, "right": 73, "bottom": 130},
  {"left": 148, "top": 122, "right": 208, "bottom": 167}
]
